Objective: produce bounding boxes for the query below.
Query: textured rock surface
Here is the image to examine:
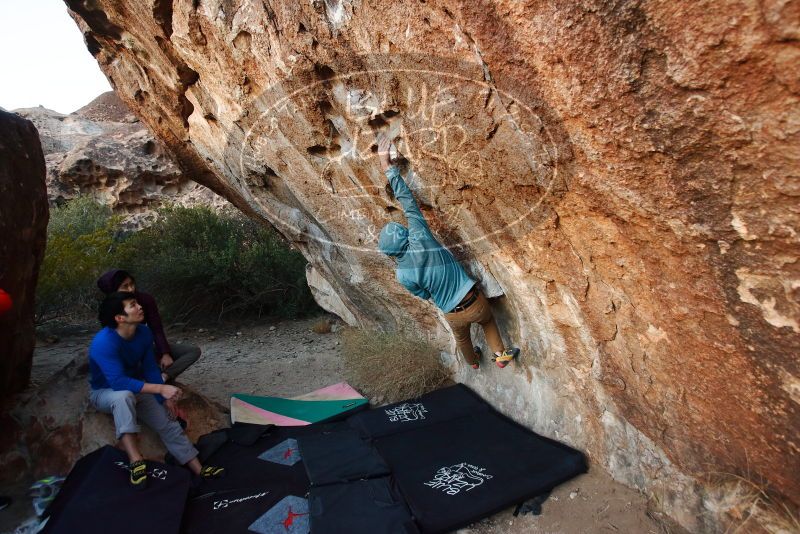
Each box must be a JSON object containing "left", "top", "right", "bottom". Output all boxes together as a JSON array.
[
  {"left": 66, "top": 0, "right": 799, "bottom": 529},
  {"left": 15, "top": 92, "right": 224, "bottom": 222},
  {"left": 0, "top": 355, "right": 227, "bottom": 484},
  {"left": 0, "top": 111, "right": 48, "bottom": 398}
]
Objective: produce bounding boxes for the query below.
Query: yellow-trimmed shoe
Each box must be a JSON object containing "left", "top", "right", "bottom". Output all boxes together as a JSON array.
[
  {"left": 200, "top": 465, "right": 226, "bottom": 479},
  {"left": 493, "top": 348, "right": 520, "bottom": 368},
  {"left": 129, "top": 460, "right": 147, "bottom": 490}
]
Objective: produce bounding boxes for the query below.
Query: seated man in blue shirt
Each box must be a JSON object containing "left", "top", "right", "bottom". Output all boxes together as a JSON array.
[
  {"left": 88, "top": 292, "right": 224, "bottom": 488},
  {"left": 376, "top": 134, "right": 520, "bottom": 369}
]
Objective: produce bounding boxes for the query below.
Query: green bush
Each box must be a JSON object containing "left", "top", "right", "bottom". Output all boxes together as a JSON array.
[
  {"left": 36, "top": 197, "right": 120, "bottom": 321},
  {"left": 36, "top": 198, "right": 317, "bottom": 323},
  {"left": 117, "top": 205, "right": 318, "bottom": 321}
]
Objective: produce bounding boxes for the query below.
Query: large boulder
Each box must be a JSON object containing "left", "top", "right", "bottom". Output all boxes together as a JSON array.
[
  {"left": 0, "top": 110, "right": 49, "bottom": 398},
  {"left": 64, "top": 1, "right": 799, "bottom": 530},
  {"left": 15, "top": 92, "right": 225, "bottom": 225}
]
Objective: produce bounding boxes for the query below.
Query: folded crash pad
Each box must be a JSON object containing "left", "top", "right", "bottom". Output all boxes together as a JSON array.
[
  {"left": 297, "top": 427, "right": 390, "bottom": 486},
  {"left": 189, "top": 425, "right": 328, "bottom": 496},
  {"left": 182, "top": 425, "right": 340, "bottom": 534},
  {"left": 231, "top": 383, "right": 367, "bottom": 426},
  {"left": 309, "top": 478, "right": 419, "bottom": 534},
  {"left": 182, "top": 488, "right": 310, "bottom": 534},
  {"left": 374, "top": 409, "right": 588, "bottom": 533},
  {"left": 347, "top": 383, "right": 490, "bottom": 439},
  {"left": 41, "top": 446, "right": 190, "bottom": 534}
]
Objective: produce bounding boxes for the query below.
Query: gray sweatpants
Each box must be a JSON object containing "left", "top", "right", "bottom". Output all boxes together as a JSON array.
[{"left": 89, "top": 388, "right": 199, "bottom": 465}]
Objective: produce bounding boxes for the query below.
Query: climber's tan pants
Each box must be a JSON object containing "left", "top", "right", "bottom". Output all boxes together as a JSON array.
[{"left": 444, "top": 291, "right": 505, "bottom": 365}]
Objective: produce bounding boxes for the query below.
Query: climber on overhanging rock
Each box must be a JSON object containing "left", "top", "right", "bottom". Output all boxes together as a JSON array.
[{"left": 376, "top": 133, "right": 520, "bottom": 369}]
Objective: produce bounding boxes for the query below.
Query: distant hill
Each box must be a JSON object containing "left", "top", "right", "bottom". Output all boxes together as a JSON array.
[{"left": 73, "top": 91, "right": 138, "bottom": 123}]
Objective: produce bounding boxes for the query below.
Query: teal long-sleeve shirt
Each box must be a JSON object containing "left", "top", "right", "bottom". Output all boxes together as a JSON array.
[{"left": 381, "top": 166, "right": 475, "bottom": 313}]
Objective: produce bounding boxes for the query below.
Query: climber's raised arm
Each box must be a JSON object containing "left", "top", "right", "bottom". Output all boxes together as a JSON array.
[{"left": 377, "top": 134, "right": 431, "bottom": 240}]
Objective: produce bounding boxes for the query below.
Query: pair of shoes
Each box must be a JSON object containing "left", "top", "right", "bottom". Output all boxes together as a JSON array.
[
  {"left": 493, "top": 348, "right": 520, "bottom": 368},
  {"left": 471, "top": 346, "right": 482, "bottom": 369},
  {"left": 199, "top": 466, "right": 226, "bottom": 479},
  {"left": 129, "top": 459, "right": 147, "bottom": 490}
]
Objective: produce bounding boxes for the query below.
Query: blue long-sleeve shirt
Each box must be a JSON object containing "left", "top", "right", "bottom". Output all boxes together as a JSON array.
[
  {"left": 88, "top": 325, "right": 165, "bottom": 403},
  {"left": 379, "top": 166, "right": 475, "bottom": 313}
]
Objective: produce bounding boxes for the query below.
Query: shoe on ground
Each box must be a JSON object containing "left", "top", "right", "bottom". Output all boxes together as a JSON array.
[
  {"left": 493, "top": 348, "right": 520, "bottom": 368},
  {"left": 0, "top": 495, "right": 11, "bottom": 511},
  {"left": 129, "top": 460, "right": 147, "bottom": 490},
  {"left": 199, "top": 466, "right": 225, "bottom": 479}
]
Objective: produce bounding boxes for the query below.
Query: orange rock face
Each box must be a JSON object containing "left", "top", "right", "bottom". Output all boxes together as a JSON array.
[{"left": 65, "top": 0, "right": 799, "bottom": 528}]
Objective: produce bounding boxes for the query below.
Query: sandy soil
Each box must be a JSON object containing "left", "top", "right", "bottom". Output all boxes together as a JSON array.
[{"left": 1, "top": 315, "right": 686, "bottom": 534}]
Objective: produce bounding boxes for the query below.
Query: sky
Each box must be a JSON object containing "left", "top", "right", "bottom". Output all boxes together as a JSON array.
[{"left": 0, "top": 0, "right": 112, "bottom": 114}]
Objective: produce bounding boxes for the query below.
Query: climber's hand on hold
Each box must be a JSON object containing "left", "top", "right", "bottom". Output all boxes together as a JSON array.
[{"left": 377, "top": 134, "right": 393, "bottom": 171}]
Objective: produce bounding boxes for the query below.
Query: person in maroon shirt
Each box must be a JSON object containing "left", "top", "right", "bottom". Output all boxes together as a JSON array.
[{"left": 97, "top": 269, "right": 200, "bottom": 382}]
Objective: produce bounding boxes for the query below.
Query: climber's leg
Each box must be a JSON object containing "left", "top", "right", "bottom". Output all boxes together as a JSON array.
[
  {"left": 444, "top": 310, "right": 481, "bottom": 367},
  {"left": 473, "top": 293, "right": 519, "bottom": 368},
  {"left": 473, "top": 293, "right": 505, "bottom": 355}
]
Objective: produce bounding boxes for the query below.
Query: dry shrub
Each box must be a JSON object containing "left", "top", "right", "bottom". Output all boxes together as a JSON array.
[
  {"left": 704, "top": 472, "right": 799, "bottom": 534},
  {"left": 312, "top": 318, "right": 332, "bottom": 334},
  {"left": 341, "top": 327, "right": 449, "bottom": 403}
]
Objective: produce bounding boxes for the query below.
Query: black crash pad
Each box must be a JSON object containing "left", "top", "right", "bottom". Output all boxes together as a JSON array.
[
  {"left": 42, "top": 446, "right": 190, "bottom": 534},
  {"left": 297, "top": 427, "right": 390, "bottom": 486},
  {"left": 309, "top": 477, "right": 419, "bottom": 534},
  {"left": 347, "top": 384, "right": 490, "bottom": 440},
  {"left": 374, "top": 409, "right": 587, "bottom": 533}
]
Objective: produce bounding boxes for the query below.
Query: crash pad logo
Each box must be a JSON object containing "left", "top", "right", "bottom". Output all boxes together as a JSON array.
[
  {"left": 257, "top": 438, "right": 302, "bottom": 466},
  {"left": 213, "top": 491, "right": 269, "bottom": 510},
  {"left": 386, "top": 403, "right": 427, "bottom": 422},
  {"left": 113, "top": 461, "right": 168, "bottom": 480},
  {"left": 248, "top": 495, "right": 309, "bottom": 534},
  {"left": 424, "top": 462, "right": 493, "bottom": 496}
]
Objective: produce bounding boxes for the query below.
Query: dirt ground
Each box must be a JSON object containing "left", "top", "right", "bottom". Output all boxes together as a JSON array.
[{"left": 1, "top": 315, "right": 686, "bottom": 534}]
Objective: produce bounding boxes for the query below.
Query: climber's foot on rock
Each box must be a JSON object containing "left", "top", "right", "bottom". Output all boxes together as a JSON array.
[
  {"left": 493, "top": 348, "right": 520, "bottom": 368},
  {"left": 471, "top": 346, "right": 482, "bottom": 369}
]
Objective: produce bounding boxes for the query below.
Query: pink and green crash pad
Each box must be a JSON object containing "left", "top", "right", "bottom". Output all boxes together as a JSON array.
[{"left": 230, "top": 382, "right": 368, "bottom": 426}]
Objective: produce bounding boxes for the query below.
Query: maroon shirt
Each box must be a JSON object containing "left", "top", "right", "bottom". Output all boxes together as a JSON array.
[
  {"left": 96, "top": 269, "right": 171, "bottom": 359},
  {"left": 134, "top": 290, "right": 171, "bottom": 358}
]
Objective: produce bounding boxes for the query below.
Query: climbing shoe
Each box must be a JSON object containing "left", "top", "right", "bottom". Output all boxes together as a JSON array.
[
  {"left": 199, "top": 466, "right": 226, "bottom": 479},
  {"left": 493, "top": 348, "right": 520, "bottom": 368},
  {"left": 129, "top": 460, "right": 147, "bottom": 490},
  {"left": 471, "top": 346, "right": 482, "bottom": 369}
]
